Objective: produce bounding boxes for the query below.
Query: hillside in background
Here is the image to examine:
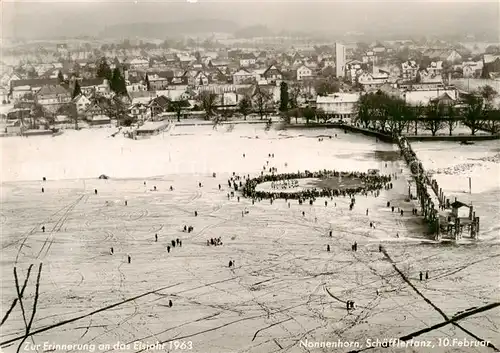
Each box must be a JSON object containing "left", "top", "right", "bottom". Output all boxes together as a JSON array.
[{"left": 100, "top": 19, "right": 238, "bottom": 39}]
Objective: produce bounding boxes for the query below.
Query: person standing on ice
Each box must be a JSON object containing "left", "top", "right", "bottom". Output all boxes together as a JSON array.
[
  {"left": 327, "top": 245, "right": 330, "bottom": 252},
  {"left": 155, "top": 234, "right": 158, "bottom": 242},
  {"left": 42, "top": 187, "right": 44, "bottom": 193},
  {"left": 425, "top": 271, "right": 429, "bottom": 280},
  {"left": 229, "top": 260, "right": 233, "bottom": 267},
  {"left": 128, "top": 255, "right": 131, "bottom": 264},
  {"left": 42, "top": 226, "right": 45, "bottom": 232},
  {"left": 419, "top": 272, "right": 423, "bottom": 281},
  {"left": 110, "top": 247, "right": 114, "bottom": 255},
  {"left": 167, "top": 246, "right": 171, "bottom": 253},
  {"left": 94, "top": 189, "right": 98, "bottom": 195},
  {"left": 169, "top": 300, "right": 173, "bottom": 307}
]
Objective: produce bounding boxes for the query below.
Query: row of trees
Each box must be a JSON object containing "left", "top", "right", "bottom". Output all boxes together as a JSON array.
[{"left": 355, "top": 86, "right": 500, "bottom": 136}]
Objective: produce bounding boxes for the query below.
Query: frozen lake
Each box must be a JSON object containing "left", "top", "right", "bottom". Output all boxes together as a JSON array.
[{"left": 1, "top": 124, "right": 499, "bottom": 353}]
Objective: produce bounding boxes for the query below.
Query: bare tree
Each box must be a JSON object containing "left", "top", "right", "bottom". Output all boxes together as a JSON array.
[
  {"left": 238, "top": 95, "right": 252, "bottom": 120},
  {"left": 302, "top": 106, "right": 316, "bottom": 125},
  {"left": 411, "top": 104, "right": 425, "bottom": 135},
  {"left": 444, "top": 105, "right": 459, "bottom": 136},
  {"left": 288, "top": 82, "right": 301, "bottom": 109},
  {"left": 463, "top": 94, "right": 485, "bottom": 135},
  {"left": 316, "top": 108, "right": 328, "bottom": 123},
  {"left": 422, "top": 101, "right": 445, "bottom": 136},
  {"left": 199, "top": 91, "right": 217, "bottom": 121},
  {"left": 253, "top": 87, "right": 272, "bottom": 120}
]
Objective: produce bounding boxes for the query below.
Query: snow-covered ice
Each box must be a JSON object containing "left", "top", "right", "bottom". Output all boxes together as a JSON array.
[{"left": 1, "top": 125, "right": 499, "bottom": 353}]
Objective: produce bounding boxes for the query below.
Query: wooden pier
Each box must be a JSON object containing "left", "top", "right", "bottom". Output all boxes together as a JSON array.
[{"left": 396, "top": 136, "right": 480, "bottom": 241}]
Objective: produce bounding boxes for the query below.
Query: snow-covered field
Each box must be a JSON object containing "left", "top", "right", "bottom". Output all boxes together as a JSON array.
[{"left": 1, "top": 125, "right": 499, "bottom": 353}]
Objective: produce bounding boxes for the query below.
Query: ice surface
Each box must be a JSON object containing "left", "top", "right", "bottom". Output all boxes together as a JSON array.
[{"left": 1, "top": 125, "right": 498, "bottom": 353}]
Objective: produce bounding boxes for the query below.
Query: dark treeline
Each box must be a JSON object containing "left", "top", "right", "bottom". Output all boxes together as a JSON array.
[
  {"left": 355, "top": 88, "right": 500, "bottom": 136},
  {"left": 242, "top": 170, "right": 391, "bottom": 200}
]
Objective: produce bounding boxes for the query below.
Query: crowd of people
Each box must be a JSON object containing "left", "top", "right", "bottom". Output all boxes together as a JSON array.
[{"left": 242, "top": 169, "right": 391, "bottom": 201}]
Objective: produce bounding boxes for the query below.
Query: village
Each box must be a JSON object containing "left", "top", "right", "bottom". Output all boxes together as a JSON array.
[{"left": 1, "top": 38, "right": 500, "bottom": 137}]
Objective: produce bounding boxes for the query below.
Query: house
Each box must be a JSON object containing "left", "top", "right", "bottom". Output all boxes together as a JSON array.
[
  {"left": 427, "top": 61, "right": 443, "bottom": 76},
  {"left": 54, "top": 115, "right": 74, "bottom": 129},
  {"left": 127, "top": 81, "right": 146, "bottom": 93},
  {"left": 450, "top": 200, "right": 470, "bottom": 219},
  {"left": 462, "top": 65, "right": 481, "bottom": 78},
  {"left": 135, "top": 121, "right": 170, "bottom": 138},
  {"left": 297, "top": 65, "right": 313, "bottom": 81},
  {"left": 316, "top": 93, "right": 360, "bottom": 119},
  {"left": 128, "top": 102, "right": 150, "bottom": 122},
  {"left": 481, "top": 57, "right": 500, "bottom": 78},
  {"left": 129, "top": 58, "right": 149, "bottom": 71},
  {"left": 193, "top": 71, "right": 210, "bottom": 86},
  {"left": 10, "top": 78, "right": 59, "bottom": 93},
  {"left": 417, "top": 69, "right": 443, "bottom": 84},
  {"left": 149, "top": 95, "right": 170, "bottom": 116},
  {"left": 262, "top": 65, "right": 282, "bottom": 83},
  {"left": 12, "top": 85, "right": 32, "bottom": 101},
  {"left": 4, "top": 119, "right": 22, "bottom": 134},
  {"left": 403, "top": 88, "right": 458, "bottom": 106},
  {"left": 73, "top": 94, "right": 91, "bottom": 115},
  {"left": 147, "top": 71, "right": 173, "bottom": 90},
  {"left": 84, "top": 102, "right": 111, "bottom": 126},
  {"left": 401, "top": 61, "right": 419, "bottom": 80},
  {"left": 357, "top": 71, "right": 389, "bottom": 90},
  {"left": 362, "top": 51, "right": 377, "bottom": 64},
  {"left": 78, "top": 78, "right": 112, "bottom": 97},
  {"left": 232, "top": 69, "right": 254, "bottom": 85},
  {"left": 239, "top": 53, "right": 257, "bottom": 67},
  {"left": 424, "top": 49, "right": 462, "bottom": 63},
  {"left": 35, "top": 85, "right": 71, "bottom": 108},
  {"left": 429, "top": 92, "right": 457, "bottom": 106}
]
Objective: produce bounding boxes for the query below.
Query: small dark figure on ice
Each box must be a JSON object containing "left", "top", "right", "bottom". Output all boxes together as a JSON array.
[
  {"left": 170, "top": 186, "right": 173, "bottom": 191},
  {"left": 42, "top": 226, "right": 45, "bottom": 232},
  {"left": 229, "top": 260, "right": 233, "bottom": 267},
  {"left": 183, "top": 225, "right": 187, "bottom": 232},
  {"left": 194, "top": 211, "right": 198, "bottom": 217},
  {"left": 171, "top": 240, "right": 176, "bottom": 247},
  {"left": 128, "top": 255, "right": 131, "bottom": 264},
  {"left": 425, "top": 271, "right": 429, "bottom": 280},
  {"left": 327, "top": 245, "right": 330, "bottom": 252},
  {"left": 94, "top": 189, "right": 98, "bottom": 195},
  {"left": 329, "top": 230, "right": 332, "bottom": 237},
  {"left": 125, "top": 200, "right": 127, "bottom": 206},
  {"left": 42, "top": 187, "right": 44, "bottom": 193},
  {"left": 43, "top": 177, "right": 46, "bottom": 181},
  {"left": 110, "top": 247, "right": 114, "bottom": 255},
  {"left": 167, "top": 246, "right": 171, "bottom": 253},
  {"left": 219, "top": 184, "right": 221, "bottom": 190},
  {"left": 155, "top": 233, "right": 158, "bottom": 242},
  {"left": 199, "top": 182, "right": 202, "bottom": 187},
  {"left": 169, "top": 300, "right": 173, "bottom": 307}
]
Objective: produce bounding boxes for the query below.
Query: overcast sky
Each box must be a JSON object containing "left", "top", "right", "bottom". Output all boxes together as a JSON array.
[{"left": 2, "top": 0, "right": 499, "bottom": 39}]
